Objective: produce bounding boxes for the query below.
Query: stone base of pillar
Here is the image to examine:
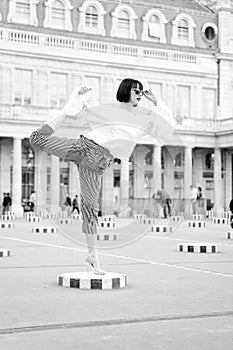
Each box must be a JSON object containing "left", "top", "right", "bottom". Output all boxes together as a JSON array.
[
  {"left": 214, "top": 207, "right": 224, "bottom": 217},
  {"left": 50, "top": 205, "right": 61, "bottom": 215},
  {"left": 118, "top": 205, "right": 131, "bottom": 218},
  {"left": 58, "top": 271, "right": 127, "bottom": 290},
  {"left": 11, "top": 205, "right": 24, "bottom": 218}
]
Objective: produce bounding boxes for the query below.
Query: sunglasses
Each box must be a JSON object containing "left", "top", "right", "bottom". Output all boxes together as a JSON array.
[{"left": 133, "top": 88, "right": 143, "bottom": 95}]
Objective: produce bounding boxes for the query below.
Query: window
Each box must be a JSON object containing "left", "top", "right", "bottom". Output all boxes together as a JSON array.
[
  {"left": 110, "top": 5, "right": 137, "bottom": 40},
  {"left": 60, "top": 167, "right": 69, "bottom": 185},
  {"left": 78, "top": 1, "right": 106, "bottom": 36},
  {"left": 176, "top": 85, "right": 191, "bottom": 123},
  {"left": 38, "top": 71, "right": 48, "bottom": 107},
  {"left": 44, "top": 0, "right": 73, "bottom": 31},
  {"left": 51, "top": 0, "right": 65, "bottom": 29},
  {"left": 166, "top": 85, "right": 175, "bottom": 118},
  {"left": 16, "top": 0, "right": 30, "bottom": 24},
  {"left": 118, "top": 11, "right": 130, "bottom": 37},
  {"left": 171, "top": 14, "right": 196, "bottom": 47},
  {"left": 149, "top": 82, "right": 162, "bottom": 99},
  {"left": 140, "top": 82, "right": 162, "bottom": 110},
  {"left": 86, "top": 6, "right": 98, "bottom": 29},
  {"left": 206, "top": 153, "right": 214, "bottom": 170},
  {"left": 174, "top": 171, "right": 184, "bottom": 199},
  {"left": 22, "top": 166, "right": 34, "bottom": 200},
  {"left": 178, "top": 19, "right": 189, "bottom": 43},
  {"left": 83, "top": 76, "right": 101, "bottom": 105},
  {"left": 50, "top": 72, "right": 67, "bottom": 108},
  {"left": 142, "top": 9, "right": 167, "bottom": 43},
  {"left": 174, "top": 153, "right": 184, "bottom": 167},
  {"left": 7, "top": 0, "right": 39, "bottom": 25},
  {"left": 14, "top": 69, "right": 32, "bottom": 105},
  {"left": 202, "top": 88, "right": 216, "bottom": 120},
  {"left": 145, "top": 151, "right": 152, "bottom": 166},
  {"left": 202, "top": 23, "right": 217, "bottom": 43},
  {"left": 148, "top": 15, "right": 160, "bottom": 41}
]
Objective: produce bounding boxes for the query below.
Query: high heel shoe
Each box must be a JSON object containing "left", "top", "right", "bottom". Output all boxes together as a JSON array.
[{"left": 85, "top": 255, "right": 106, "bottom": 275}]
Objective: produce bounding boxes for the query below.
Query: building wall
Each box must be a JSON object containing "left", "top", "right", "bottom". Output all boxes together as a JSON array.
[{"left": 0, "top": 0, "right": 233, "bottom": 216}]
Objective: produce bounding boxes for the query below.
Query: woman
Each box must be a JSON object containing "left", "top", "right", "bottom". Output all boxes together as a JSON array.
[{"left": 30, "top": 79, "right": 158, "bottom": 274}]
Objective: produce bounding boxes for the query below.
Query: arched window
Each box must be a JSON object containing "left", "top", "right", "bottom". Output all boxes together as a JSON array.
[
  {"left": 178, "top": 19, "right": 189, "bottom": 42},
  {"left": 174, "top": 153, "right": 184, "bottom": 167},
  {"left": 118, "top": 10, "right": 130, "bottom": 37},
  {"left": 78, "top": 1, "right": 106, "bottom": 36},
  {"left": 171, "top": 13, "right": 196, "bottom": 47},
  {"left": 110, "top": 5, "right": 137, "bottom": 40},
  {"left": 142, "top": 9, "right": 167, "bottom": 43},
  {"left": 149, "top": 15, "right": 160, "bottom": 39},
  {"left": 205, "top": 153, "right": 214, "bottom": 170},
  {"left": 16, "top": 0, "right": 30, "bottom": 23},
  {"left": 145, "top": 151, "right": 153, "bottom": 165},
  {"left": 43, "top": 0, "right": 73, "bottom": 31},
  {"left": 52, "top": 0, "right": 65, "bottom": 29},
  {"left": 85, "top": 5, "right": 98, "bottom": 29},
  {"left": 7, "top": 0, "right": 39, "bottom": 26}
]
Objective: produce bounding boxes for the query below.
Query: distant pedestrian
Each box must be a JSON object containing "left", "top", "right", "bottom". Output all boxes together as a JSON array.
[
  {"left": 155, "top": 189, "right": 171, "bottom": 218},
  {"left": 190, "top": 185, "right": 198, "bottom": 215},
  {"left": 2, "top": 193, "right": 11, "bottom": 215},
  {"left": 64, "top": 194, "right": 72, "bottom": 216},
  {"left": 196, "top": 186, "right": 205, "bottom": 215},
  {"left": 72, "top": 195, "right": 80, "bottom": 214},
  {"left": 2, "top": 193, "right": 6, "bottom": 215},
  {"left": 29, "top": 191, "right": 36, "bottom": 212},
  {"left": 229, "top": 199, "right": 233, "bottom": 228}
]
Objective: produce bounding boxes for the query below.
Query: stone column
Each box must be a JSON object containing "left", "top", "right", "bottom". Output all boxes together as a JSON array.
[
  {"left": 50, "top": 155, "right": 60, "bottom": 214},
  {"left": 34, "top": 149, "right": 47, "bottom": 214},
  {"left": 225, "top": 151, "right": 232, "bottom": 210},
  {"left": 120, "top": 158, "right": 130, "bottom": 217},
  {"left": 152, "top": 145, "right": 161, "bottom": 195},
  {"left": 214, "top": 148, "right": 223, "bottom": 216},
  {"left": 69, "top": 162, "right": 80, "bottom": 203},
  {"left": 184, "top": 146, "right": 193, "bottom": 217},
  {"left": 193, "top": 149, "right": 203, "bottom": 187},
  {"left": 0, "top": 138, "right": 11, "bottom": 198},
  {"left": 133, "top": 145, "right": 147, "bottom": 198},
  {"left": 11, "top": 138, "right": 24, "bottom": 217}
]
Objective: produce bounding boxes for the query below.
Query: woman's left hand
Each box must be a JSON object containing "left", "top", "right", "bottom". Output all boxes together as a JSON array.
[{"left": 143, "top": 89, "right": 158, "bottom": 105}]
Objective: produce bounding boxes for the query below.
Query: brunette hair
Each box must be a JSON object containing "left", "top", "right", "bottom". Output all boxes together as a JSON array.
[{"left": 116, "top": 78, "right": 143, "bottom": 102}]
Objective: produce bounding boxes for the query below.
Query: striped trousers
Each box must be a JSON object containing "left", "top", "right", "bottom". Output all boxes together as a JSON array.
[{"left": 30, "top": 124, "right": 114, "bottom": 235}]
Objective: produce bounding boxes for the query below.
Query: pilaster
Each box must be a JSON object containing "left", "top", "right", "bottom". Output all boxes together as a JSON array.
[
  {"left": 120, "top": 158, "right": 130, "bottom": 217},
  {"left": 50, "top": 155, "right": 60, "bottom": 213},
  {"left": 12, "top": 138, "right": 23, "bottom": 217}
]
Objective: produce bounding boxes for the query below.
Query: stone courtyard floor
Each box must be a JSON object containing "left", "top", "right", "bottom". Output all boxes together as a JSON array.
[{"left": 0, "top": 216, "right": 233, "bottom": 350}]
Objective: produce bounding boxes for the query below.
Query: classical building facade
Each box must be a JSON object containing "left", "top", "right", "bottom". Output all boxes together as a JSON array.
[{"left": 0, "top": 0, "right": 233, "bottom": 217}]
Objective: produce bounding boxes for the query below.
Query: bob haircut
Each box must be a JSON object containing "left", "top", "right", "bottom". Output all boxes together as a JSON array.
[{"left": 116, "top": 78, "right": 143, "bottom": 103}]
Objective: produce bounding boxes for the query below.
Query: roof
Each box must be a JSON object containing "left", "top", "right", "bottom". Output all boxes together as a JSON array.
[{"left": 138, "top": 0, "right": 213, "bottom": 13}]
